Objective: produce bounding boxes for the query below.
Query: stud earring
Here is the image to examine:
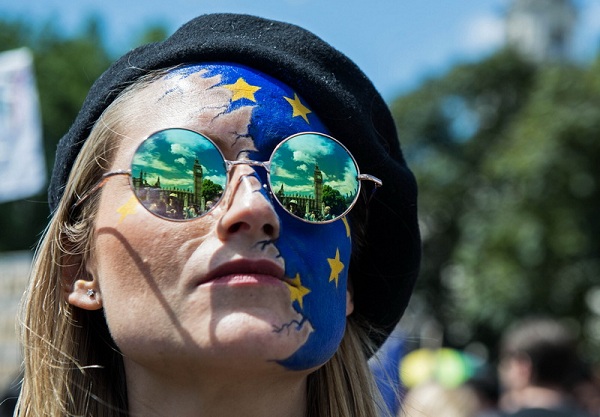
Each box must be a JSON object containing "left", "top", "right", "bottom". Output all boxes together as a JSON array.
[{"left": 87, "top": 289, "right": 96, "bottom": 298}]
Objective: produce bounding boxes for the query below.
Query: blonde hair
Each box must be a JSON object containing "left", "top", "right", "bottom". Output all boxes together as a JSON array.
[
  {"left": 17, "top": 69, "right": 388, "bottom": 417},
  {"left": 308, "top": 318, "right": 390, "bottom": 417}
]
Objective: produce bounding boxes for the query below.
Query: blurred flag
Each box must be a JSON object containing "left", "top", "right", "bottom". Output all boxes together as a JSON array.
[
  {"left": 369, "top": 326, "right": 406, "bottom": 416},
  {"left": 0, "top": 48, "right": 45, "bottom": 203}
]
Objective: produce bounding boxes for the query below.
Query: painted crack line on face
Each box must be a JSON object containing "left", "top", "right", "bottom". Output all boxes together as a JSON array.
[
  {"left": 254, "top": 239, "right": 279, "bottom": 252},
  {"left": 272, "top": 315, "right": 310, "bottom": 335}
]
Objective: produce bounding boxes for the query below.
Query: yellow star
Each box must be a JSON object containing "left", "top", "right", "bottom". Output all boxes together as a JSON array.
[
  {"left": 328, "top": 249, "right": 345, "bottom": 288},
  {"left": 341, "top": 216, "right": 351, "bottom": 238},
  {"left": 286, "top": 273, "right": 311, "bottom": 309},
  {"left": 222, "top": 78, "right": 261, "bottom": 102},
  {"left": 117, "top": 195, "right": 138, "bottom": 223},
  {"left": 283, "top": 93, "right": 312, "bottom": 123}
]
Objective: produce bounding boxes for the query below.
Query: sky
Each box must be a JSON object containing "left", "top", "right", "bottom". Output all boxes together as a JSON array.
[{"left": 2, "top": 0, "right": 600, "bottom": 101}]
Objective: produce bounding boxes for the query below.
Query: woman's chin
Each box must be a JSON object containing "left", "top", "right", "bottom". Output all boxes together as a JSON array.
[{"left": 206, "top": 309, "right": 314, "bottom": 362}]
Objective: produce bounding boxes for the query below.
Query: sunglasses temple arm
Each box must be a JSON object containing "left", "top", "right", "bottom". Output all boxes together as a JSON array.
[
  {"left": 357, "top": 174, "right": 382, "bottom": 205},
  {"left": 72, "top": 170, "right": 131, "bottom": 209},
  {"left": 358, "top": 174, "right": 382, "bottom": 188}
]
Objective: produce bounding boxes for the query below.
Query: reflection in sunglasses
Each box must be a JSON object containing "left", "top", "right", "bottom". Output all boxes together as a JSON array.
[
  {"left": 131, "top": 129, "right": 227, "bottom": 220},
  {"left": 74, "top": 129, "right": 381, "bottom": 224}
]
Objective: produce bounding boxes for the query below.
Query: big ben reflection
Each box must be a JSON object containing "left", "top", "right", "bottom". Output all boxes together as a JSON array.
[
  {"left": 129, "top": 129, "right": 226, "bottom": 220},
  {"left": 314, "top": 163, "right": 323, "bottom": 211},
  {"left": 126, "top": 130, "right": 359, "bottom": 222},
  {"left": 276, "top": 163, "right": 324, "bottom": 220},
  {"left": 270, "top": 133, "right": 359, "bottom": 222},
  {"left": 193, "top": 158, "right": 203, "bottom": 205}
]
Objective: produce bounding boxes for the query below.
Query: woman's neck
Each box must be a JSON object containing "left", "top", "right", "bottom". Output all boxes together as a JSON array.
[{"left": 124, "top": 364, "right": 309, "bottom": 417}]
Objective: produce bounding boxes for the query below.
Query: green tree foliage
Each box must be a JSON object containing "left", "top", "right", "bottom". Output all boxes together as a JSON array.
[
  {"left": 0, "top": 18, "right": 168, "bottom": 251},
  {"left": 392, "top": 48, "right": 600, "bottom": 359},
  {"left": 201, "top": 179, "right": 223, "bottom": 203},
  {"left": 36, "top": 18, "right": 113, "bottom": 161},
  {"left": 135, "top": 25, "right": 170, "bottom": 46},
  {"left": 322, "top": 185, "right": 346, "bottom": 216},
  {"left": 0, "top": 19, "right": 30, "bottom": 49}
]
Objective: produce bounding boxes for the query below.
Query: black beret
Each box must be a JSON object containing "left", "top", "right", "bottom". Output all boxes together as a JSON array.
[{"left": 48, "top": 13, "right": 420, "bottom": 346}]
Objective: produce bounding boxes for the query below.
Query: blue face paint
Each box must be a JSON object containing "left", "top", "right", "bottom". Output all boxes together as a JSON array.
[{"left": 168, "top": 63, "right": 352, "bottom": 370}]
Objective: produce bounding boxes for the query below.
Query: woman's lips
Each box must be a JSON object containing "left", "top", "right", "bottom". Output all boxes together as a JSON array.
[
  {"left": 201, "top": 259, "right": 285, "bottom": 287},
  {"left": 210, "top": 273, "right": 285, "bottom": 287}
]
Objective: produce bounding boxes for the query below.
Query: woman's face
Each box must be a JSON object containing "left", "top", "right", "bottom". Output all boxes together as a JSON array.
[{"left": 68, "top": 64, "right": 354, "bottom": 377}]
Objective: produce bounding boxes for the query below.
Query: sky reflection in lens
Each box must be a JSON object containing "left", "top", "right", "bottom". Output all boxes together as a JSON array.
[
  {"left": 270, "top": 133, "right": 359, "bottom": 200},
  {"left": 131, "top": 129, "right": 227, "bottom": 192},
  {"left": 128, "top": 130, "right": 360, "bottom": 222}
]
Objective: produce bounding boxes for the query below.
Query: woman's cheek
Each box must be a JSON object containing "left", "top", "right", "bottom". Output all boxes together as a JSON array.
[{"left": 273, "top": 209, "right": 352, "bottom": 370}]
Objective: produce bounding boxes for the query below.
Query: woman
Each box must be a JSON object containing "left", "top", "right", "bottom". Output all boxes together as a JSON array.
[{"left": 17, "top": 14, "right": 420, "bottom": 417}]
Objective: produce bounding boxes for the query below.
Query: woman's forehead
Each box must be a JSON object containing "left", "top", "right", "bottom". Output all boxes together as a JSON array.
[
  {"left": 114, "top": 63, "right": 331, "bottom": 167},
  {"left": 158, "top": 63, "right": 331, "bottom": 158}
]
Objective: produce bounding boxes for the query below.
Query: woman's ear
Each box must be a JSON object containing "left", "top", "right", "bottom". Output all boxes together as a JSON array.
[
  {"left": 346, "top": 290, "right": 354, "bottom": 316},
  {"left": 346, "top": 278, "right": 354, "bottom": 316},
  {"left": 61, "top": 252, "right": 103, "bottom": 311}
]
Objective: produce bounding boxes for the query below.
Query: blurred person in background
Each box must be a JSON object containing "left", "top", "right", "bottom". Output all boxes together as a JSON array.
[
  {"left": 498, "top": 317, "right": 592, "bottom": 417},
  {"left": 398, "top": 381, "right": 483, "bottom": 417},
  {"left": 464, "top": 366, "right": 502, "bottom": 417}
]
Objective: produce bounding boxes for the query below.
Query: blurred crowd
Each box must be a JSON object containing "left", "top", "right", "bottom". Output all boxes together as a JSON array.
[
  {"left": 2, "top": 316, "right": 600, "bottom": 416},
  {"left": 396, "top": 317, "right": 600, "bottom": 417}
]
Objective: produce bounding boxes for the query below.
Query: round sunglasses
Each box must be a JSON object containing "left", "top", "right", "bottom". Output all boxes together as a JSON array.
[{"left": 74, "top": 129, "right": 382, "bottom": 224}]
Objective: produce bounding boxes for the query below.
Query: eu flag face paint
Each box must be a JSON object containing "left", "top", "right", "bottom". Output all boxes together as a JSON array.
[
  {"left": 173, "top": 63, "right": 353, "bottom": 370},
  {"left": 86, "top": 63, "right": 358, "bottom": 371}
]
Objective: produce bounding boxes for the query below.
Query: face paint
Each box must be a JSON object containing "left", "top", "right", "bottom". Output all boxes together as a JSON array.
[
  {"left": 174, "top": 63, "right": 352, "bottom": 370},
  {"left": 116, "top": 196, "right": 139, "bottom": 223},
  {"left": 85, "top": 63, "right": 354, "bottom": 372}
]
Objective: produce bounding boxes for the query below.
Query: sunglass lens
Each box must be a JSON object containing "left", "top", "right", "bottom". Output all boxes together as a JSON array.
[
  {"left": 269, "top": 133, "right": 359, "bottom": 223},
  {"left": 130, "top": 129, "right": 227, "bottom": 220}
]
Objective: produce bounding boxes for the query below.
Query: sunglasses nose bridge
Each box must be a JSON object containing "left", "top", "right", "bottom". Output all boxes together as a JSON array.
[
  {"left": 223, "top": 159, "right": 273, "bottom": 200},
  {"left": 226, "top": 159, "right": 270, "bottom": 173},
  {"left": 217, "top": 165, "right": 280, "bottom": 241},
  {"left": 225, "top": 160, "right": 272, "bottom": 196}
]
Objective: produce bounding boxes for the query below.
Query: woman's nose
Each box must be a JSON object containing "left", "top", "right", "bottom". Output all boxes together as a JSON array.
[{"left": 217, "top": 166, "right": 280, "bottom": 241}]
